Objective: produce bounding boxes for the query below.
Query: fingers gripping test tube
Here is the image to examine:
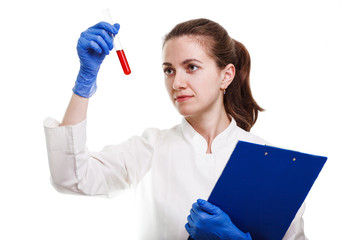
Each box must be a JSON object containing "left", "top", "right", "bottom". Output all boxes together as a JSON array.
[{"left": 103, "top": 9, "right": 131, "bottom": 75}]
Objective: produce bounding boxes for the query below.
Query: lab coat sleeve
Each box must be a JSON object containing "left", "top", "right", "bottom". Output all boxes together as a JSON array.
[
  {"left": 282, "top": 203, "right": 307, "bottom": 240},
  {"left": 43, "top": 117, "right": 157, "bottom": 196}
]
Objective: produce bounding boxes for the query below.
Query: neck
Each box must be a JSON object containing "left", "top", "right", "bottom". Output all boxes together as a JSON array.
[{"left": 185, "top": 108, "right": 231, "bottom": 154}]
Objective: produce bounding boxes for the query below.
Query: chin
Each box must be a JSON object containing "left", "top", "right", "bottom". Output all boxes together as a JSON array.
[{"left": 176, "top": 106, "right": 197, "bottom": 117}]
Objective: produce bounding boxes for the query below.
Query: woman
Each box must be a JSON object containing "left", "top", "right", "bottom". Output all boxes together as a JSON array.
[{"left": 44, "top": 19, "right": 306, "bottom": 239}]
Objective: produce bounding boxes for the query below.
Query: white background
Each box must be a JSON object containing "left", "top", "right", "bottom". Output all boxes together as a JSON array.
[{"left": 1, "top": 0, "right": 359, "bottom": 239}]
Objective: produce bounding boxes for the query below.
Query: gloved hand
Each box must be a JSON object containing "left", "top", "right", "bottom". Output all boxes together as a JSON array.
[
  {"left": 73, "top": 21, "right": 120, "bottom": 98},
  {"left": 185, "top": 199, "right": 252, "bottom": 240}
]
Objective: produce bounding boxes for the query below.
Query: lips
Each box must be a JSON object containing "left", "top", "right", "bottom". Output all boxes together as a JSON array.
[{"left": 175, "top": 95, "right": 194, "bottom": 102}]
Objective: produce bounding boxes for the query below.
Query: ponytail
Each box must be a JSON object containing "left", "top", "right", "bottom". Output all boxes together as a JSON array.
[{"left": 224, "top": 40, "right": 264, "bottom": 131}]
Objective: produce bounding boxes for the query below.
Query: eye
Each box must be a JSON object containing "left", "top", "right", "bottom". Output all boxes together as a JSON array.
[
  {"left": 163, "top": 67, "right": 174, "bottom": 76},
  {"left": 188, "top": 64, "right": 199, "bottom": 72}
]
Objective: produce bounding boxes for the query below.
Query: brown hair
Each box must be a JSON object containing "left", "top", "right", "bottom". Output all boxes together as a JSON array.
[{"left": 163, "top": 18, "right": 263, "bottom": 131}]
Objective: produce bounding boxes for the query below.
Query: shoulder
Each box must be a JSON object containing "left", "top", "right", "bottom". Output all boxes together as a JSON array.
[
  {"left": 234, "top": 126, "right": 271, "bottom": 146},
  {"left": 141, "top": 123, "right": 182, "bottom": 145}
]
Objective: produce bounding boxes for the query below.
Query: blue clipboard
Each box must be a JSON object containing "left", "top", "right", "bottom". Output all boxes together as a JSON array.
[{"left": 207, "top": 140, "right": 327, "bottom": 240}]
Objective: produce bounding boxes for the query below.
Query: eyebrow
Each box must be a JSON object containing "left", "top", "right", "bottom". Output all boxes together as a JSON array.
[{"left": 162, "top": 58, "right": 203, "bottom": 67}]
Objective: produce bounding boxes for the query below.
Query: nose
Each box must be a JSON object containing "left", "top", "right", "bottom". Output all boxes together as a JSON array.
[{"left": 172, "top": 72, "right": 187, "bottom": 90}]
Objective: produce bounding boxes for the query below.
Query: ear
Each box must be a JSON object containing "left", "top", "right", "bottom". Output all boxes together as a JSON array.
[{"left": 220, "top": 63, "right": 235, "bottom": 90}]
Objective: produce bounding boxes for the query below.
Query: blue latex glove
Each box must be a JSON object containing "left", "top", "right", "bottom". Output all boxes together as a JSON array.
[
  {"left": 73, "top": 22, "right": 120, "bottom": 98},
  {"left": 185, "top": 199, "right": 252, "bottom": 240}
]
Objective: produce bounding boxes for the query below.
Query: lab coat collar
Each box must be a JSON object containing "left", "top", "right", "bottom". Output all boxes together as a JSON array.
[{"left": 180, "top": 117, "right": 238, "bottom": 154}]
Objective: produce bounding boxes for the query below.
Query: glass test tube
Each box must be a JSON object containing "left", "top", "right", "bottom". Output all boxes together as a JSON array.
[{"left": 103, "top": 8, "right": 131, "bottom": 75}]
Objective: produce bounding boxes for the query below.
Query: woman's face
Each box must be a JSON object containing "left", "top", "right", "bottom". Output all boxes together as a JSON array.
[{"left": 162, "top": 36, "right": 231, "bottom": 118}]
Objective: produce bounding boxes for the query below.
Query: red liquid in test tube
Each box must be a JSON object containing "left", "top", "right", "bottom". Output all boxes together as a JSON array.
[
  {"left": 104, "top": 8, "right": 131, "bottom": 75},
  {"left": 116, "top": 49, "right": 131, "bottom": 75}
]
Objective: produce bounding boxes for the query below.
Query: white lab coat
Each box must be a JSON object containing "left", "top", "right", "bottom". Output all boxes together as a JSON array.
[{"left": 43, "top": 117, "right": 307, "bottom": 240}]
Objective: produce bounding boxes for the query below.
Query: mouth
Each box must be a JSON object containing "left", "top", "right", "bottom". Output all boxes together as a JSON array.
[{"left": 175, "top": 95, "right": 194, "bottom": 102}]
